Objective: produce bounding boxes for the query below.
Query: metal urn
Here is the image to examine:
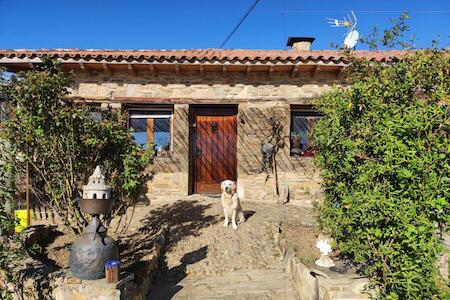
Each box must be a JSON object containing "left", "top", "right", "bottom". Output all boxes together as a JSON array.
[{"left": 69, "top": 166, "right": 119, "bottom": 280}]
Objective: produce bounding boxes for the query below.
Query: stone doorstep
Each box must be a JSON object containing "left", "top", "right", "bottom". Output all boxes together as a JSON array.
[
  {"left": 180, "top": 270, "right": 288, "bottom": 286},
  {"left": 173, "top": 270, "right": 294, "bottom": 299},
  {"left": 177, "top": 286, "right": 295, "bottom": 299}
]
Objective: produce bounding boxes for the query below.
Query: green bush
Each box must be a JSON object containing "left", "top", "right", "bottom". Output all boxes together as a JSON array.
[
  {"left": 0, "top": 58, "right": 152, "bottom": 234},
  {"left": 313, "top": 50, "right": 450, "bottom": 298}
]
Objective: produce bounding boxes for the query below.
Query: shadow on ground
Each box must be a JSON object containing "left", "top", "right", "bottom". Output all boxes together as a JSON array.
[
  {"left": 119, "top": 199, "right": 219, "bottom": 268},
  {"left": 28, "top": 225, "right": 65, "bottom": 269},
  {"left": 149, "top": 246, "right": 209, "bottom": 299}
]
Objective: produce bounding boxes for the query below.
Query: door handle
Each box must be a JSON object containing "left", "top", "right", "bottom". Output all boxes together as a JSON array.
[{"left": 196, "top": 148, "right": 201, "bottom": 157}]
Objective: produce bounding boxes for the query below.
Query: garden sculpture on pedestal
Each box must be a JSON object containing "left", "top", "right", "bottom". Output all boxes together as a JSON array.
[
  {"left": 315, "top": 235, "right": 335, "bottom": 268},
  {"left": 69, "top": 166, "right": 119, "bottom": 280}
]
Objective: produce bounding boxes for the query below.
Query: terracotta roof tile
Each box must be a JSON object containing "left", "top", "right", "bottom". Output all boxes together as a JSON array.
[{"left": 0, "top": 49, "right": 407, "bottom": 64}]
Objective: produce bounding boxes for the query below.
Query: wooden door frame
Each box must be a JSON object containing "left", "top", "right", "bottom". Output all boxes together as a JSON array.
[{"left": 188, "top": 104, "right": 238, "bottom": 195}]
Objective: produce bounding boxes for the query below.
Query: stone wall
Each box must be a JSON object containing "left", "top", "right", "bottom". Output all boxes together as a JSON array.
[
  {"left": 237, "top": 101, "right": 322, "bottom": 203},
  {"left": 275, "top": 225, "right": 373, "bottom": 300},
  {"left": 69, "top": 70, "right": 340, "bottom": 202},
  {"left": 70, "top": 70, "right": 339, "bottom": 102},
  {"left": 146, "top": 104, "right": 189, "bottom": 198}
]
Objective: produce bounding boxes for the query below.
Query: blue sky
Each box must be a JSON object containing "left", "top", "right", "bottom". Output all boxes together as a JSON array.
[{"left": 0, "top": 0, "right": 449, "bottom": 50}]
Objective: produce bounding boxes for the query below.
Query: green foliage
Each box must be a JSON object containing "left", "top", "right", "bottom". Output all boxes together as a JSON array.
[
  {"left": 360, "top": 12, "right": 415, "bottom": 50},
  {"left": 0, "top": 57, "right": 152, "bottom": 233},
  {"left": 313, "top": 50, "right": 450, "bottom": 298}
]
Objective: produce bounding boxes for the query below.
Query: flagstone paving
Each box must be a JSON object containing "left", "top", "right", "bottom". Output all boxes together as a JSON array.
[{"left": 142, "top": 196, "right": 315, "bottom": 299}]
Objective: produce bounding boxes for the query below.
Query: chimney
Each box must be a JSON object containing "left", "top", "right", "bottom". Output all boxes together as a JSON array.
[{"left": 286, "top": 37, "right": 315, "bottom": 50}]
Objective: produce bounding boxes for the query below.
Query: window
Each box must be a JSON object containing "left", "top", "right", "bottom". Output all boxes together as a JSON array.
[
  {"left": 290, "top": 106, "right": 322, "bottom": 157},
  {"left": 129, "top": 108, "right": 173, "bottom": 156},
  {"left": 88, "top": 110, "right": 103, "bottom": 121},
  {"left": 75, "top": 103, "right": 103, "bottom": 121}
]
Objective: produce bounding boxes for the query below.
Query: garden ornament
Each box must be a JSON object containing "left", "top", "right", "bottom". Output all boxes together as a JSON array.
[
  {"left": 69, "top": 166, "right": 119, "bottom": 280},
  {"left": 261, "top": 115, "right": 284, "bottom": 173},
  {"left": 315, "top": 235, "right": 335, "bottom": 268},
  {"left": 261, "top": 139, "right": 275, "bottom": 172}
]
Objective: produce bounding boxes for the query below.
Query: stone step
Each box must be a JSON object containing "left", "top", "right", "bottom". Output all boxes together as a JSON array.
[{"left": 148, "top": 269, "right": 297, "bottom": 300}]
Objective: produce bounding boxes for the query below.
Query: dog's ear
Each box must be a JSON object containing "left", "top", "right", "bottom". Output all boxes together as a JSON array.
[{"left": 231, "top": 181, "right": 237, "bottom": 192}]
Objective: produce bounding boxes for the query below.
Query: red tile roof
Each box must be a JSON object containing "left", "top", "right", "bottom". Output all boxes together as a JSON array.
[{"left": 0, "top": 49, "right": 406, "bottom": 64}]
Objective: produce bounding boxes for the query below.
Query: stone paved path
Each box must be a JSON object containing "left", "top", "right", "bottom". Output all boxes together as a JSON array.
[{"left": 145, "top": 196, "right": 315, "bottom": 300}]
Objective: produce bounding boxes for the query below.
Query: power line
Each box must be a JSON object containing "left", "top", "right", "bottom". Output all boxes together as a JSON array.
[
  {"left": 207, "top": 9, "right": 450, "bottom": 14},
  {"left": 220, "top": 0, "right": 261, "bottom": 48},
  {"left": 254, "top": 10, "right": 450, "bottom": 13}
]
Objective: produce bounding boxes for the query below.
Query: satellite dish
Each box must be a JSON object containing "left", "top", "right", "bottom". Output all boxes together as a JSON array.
[
  {"left": 327, "top": 11, "right": 359, "bottom": 49},
  {"left": 344, "top": 30, "right": 359, "bottom": 49}
]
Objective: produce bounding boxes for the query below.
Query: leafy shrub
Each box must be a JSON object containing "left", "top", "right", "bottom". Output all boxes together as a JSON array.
[
  {"left": 0, "top": 58, "right": 152, "bottom": 234},
  {"left": 313, "top": 50, "right": 450, "bottom": 298}
]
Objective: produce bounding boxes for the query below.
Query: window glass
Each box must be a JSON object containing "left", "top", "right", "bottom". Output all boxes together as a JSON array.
[
  {"left": 290, "top": 109, "right": 322, "bottom": 157},
  {"left": 129, "top": 110, "right": 172, "bottom": 155},
  {"left": 88, "top": 111, "right": 103, "bottom": 121}
]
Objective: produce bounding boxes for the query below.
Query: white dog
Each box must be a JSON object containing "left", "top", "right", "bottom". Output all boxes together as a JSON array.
[{"left": 220, "top": 180, "right": 245, "bottom": 230}]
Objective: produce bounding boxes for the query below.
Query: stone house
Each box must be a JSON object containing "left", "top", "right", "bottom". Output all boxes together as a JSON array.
[{"left": 0, "top": 39, "right": 403, "bottom": 203}]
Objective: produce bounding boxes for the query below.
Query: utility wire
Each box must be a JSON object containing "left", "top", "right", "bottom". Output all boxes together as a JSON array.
[
  {"left": 220, "top": 0, "right": 261, "bottom": 48},
  {"left": 207, "top": 9, "right": 450, "bottom": 14},
  {"left": 254, "top": 10, "right": 450, "bottom": 13}
]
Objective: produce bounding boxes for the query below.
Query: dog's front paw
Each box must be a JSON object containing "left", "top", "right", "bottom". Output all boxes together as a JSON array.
[
  {"left": 223, "top": 221, "right": 228, "bottom": 227},
  {"left": 232, "top": 223, "right": 238, "bottom": 230}
]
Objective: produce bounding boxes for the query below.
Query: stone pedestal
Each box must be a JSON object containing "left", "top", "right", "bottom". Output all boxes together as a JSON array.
[{"left": 52, "top": 272, "right": 137, "bottom": 300}]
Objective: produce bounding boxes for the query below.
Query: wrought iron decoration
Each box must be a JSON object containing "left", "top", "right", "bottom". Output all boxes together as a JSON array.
[{"left": 261, "top": 116, "right": 284, "bottom": 173}]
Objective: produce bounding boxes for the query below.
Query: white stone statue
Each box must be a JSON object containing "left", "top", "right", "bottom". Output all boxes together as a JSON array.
[
  {"left": 315, "top": 235, "right": 335, "bottom": 268},
  {"left": 82, "top": 166, "right": 111, "bottom": 200}
]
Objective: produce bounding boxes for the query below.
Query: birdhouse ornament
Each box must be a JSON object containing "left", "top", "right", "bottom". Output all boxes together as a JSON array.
[{"left": 82, "top": 166, "right": 111, "bottom": 200}]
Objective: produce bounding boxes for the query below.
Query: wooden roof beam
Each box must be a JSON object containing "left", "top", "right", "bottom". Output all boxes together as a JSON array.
[
  {"left": 127, "top": 63, "right": 137, "bottom": 76},
  {"left": 335, "top": 67, "right": 342, "bottom": 79},
  {"left": 102, "top": 63, "right": 113, "bottom": 75},
  {"left": 311, "top": 65, "right": 319, "bottom": 78},
  {"left": 290, "top": 65, "right": 299, "bottom": 78},
  {"left": 199, "top": 64, "right": 204, "bottom": 77},
  {"left": 268, "top": 65, "right": 274, "bottom": 78},
  {"left": 148, "top": 64, "right": 158, "bottom": 77},
  {"left": 222, "top": 65, "right": 228, "bottom": 77},
  {"left": 79, "top": 62, "right": 93, "bottom": 76},
  {"left": 246, "top": 65, "right": 251, "bottom": 78}
]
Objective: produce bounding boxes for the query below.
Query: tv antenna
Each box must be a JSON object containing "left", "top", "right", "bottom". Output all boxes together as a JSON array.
[{"left": 327, "top": 10, "right": 359, "bottom": 49}]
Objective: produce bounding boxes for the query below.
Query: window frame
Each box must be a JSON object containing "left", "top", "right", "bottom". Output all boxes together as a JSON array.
[
  {"left": 127, "top": 105, "right": 174, "bottom": 156},
  {"left": 290, "top": 105, "right": 323, "bottom": 158}
]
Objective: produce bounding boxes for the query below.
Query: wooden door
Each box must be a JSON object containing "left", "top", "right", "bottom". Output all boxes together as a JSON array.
[{"left": 192, "top": 107, "right": 237, "bottom": 194}]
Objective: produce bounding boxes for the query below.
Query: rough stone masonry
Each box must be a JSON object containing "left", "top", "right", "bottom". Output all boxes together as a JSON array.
[{"left": 68, "top": 69, "right": 341, "bottom": 203}]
